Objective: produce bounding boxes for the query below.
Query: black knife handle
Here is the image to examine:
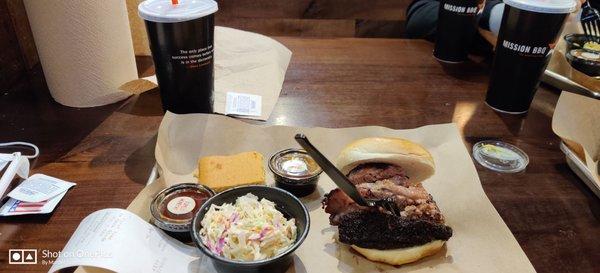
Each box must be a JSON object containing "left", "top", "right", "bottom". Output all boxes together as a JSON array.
[{"left": 294, "top": 134, "right": 368, "bottom": 206}]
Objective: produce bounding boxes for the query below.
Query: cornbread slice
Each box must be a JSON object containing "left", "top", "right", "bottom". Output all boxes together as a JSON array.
[{"left": 197, "top": 151, "right": 265, "bottom": 192}]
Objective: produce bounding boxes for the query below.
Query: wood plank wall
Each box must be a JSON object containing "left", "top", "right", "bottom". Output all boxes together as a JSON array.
[
  {"left": 1, "top": 0, "right": 37, "bottom": 91},
  {"left": 216, "top": 0, "right": 411, "bottom": 38},
  {"left": 1, "top": 0, "right": 24, "bottom": 90},
  {"left": 0, "top": 0, "right": 413, "bottom": 91}
]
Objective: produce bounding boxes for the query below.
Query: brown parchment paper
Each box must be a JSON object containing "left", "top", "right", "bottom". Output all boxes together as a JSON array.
[
  {"left": 547, "top": 14, "right": 600, "bottom": 91},
  {"left": 552, "top": 92, "right": 600, "bottom": 185},
  {"left": 77, "top": 113, "right": 536, "bottom": 273}
]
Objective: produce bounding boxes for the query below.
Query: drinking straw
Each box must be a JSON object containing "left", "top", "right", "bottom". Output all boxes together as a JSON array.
[{"left": 172, "top": 0, "right": 178, "bottom": 5}]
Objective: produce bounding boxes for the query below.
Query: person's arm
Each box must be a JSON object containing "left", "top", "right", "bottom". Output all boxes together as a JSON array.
[
  {"left": 405, "top": 0, "right": 440, "bottom": 41},
  {"left": 477, "top": 0, "right": 504, "bottom": 46},
  {"left": 406, "top": 0, "right": 503, "bottom": 44},
  {"left": 478, "top": 0, "right": 586, "bottom": 47}
]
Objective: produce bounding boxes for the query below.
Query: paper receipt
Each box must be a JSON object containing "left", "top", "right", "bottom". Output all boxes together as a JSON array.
[
  {"left": 49, "top": 209, "right": 212, "bottom": 273},
  {"left": 225, "top": 92, "right": 262, "bottom": 116}
]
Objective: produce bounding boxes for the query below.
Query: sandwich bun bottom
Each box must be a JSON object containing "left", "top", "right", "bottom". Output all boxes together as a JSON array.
[{"left": 351, "top": 240, "right": 445, "bottom": 266}]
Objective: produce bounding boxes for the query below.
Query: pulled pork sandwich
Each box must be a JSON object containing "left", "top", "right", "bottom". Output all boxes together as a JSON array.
[{"left": 323, "top": 137, "right": 452, "bottom": 266}]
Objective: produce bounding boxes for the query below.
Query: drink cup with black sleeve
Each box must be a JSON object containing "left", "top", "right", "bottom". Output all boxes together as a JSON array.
[
  {"left": 486, "top": 0, "right": 576, "bottom": 114},
  {"left": 138, "top": 0, "right": 217, "bottom": 114},
  {"left": 434, "top": 0, "right": 482, "bottom": 63}
]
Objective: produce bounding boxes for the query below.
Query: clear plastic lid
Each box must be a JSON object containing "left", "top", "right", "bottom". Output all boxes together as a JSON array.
[
  {"left": 472, "top": 140, "right": 529, "bottom": 173},
  {"left": 138, "top": 0, "right": 218, "bottom": 23},
  {"left": 503, "top": 0, "right": 577, "bottom": 14}
]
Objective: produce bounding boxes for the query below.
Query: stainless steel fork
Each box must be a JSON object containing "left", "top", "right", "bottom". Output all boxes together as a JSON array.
[
  {"left": 581, "top": 1, "right": 600, "bottom": 42},
  {"left": 371, "top": 198, "right": 402, "bottom": 216}
]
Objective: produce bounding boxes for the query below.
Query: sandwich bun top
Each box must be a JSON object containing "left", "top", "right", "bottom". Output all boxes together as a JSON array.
[{"left": 336, "top": 137, "right": 435, "bottom": 185}]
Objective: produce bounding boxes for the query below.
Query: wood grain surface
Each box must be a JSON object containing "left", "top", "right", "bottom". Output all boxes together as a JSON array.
[{"left": 0, "top": 38, "right": 598, "bottom": 273}]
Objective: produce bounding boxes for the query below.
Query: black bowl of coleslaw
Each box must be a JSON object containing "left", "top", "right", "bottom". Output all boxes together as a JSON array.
[{"left": 191, "top": 185, "right": 310, "bottom": 273}]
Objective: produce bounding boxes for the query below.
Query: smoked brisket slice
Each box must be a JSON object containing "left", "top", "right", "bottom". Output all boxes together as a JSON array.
[{"left": 337, "top": 210, "right": 453, "bottom": 249}]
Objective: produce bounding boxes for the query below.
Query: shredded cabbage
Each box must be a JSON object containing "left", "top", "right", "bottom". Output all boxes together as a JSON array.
[{"left": 200, "top": 193, "right": 297, "bottom": 261}]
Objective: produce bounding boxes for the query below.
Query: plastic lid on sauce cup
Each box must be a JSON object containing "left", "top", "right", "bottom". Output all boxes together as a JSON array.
[
  {"left": 269, "top": 149, "right": 323, "bottom": 181},
  {"left": 503, "top": 0, "right": 577, "bottom": 14},
  {"left": 138, "top": 0, "right": 218, "bottom": 23},
  {"left": 150, "top": 183, "right": 215, "bottom": 232}
]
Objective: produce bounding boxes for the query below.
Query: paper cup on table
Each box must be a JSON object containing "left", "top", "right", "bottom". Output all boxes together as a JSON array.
[
  {"left": 138, "top": 0, "right": 218, "bottom": 114},
  {"left": 486, "top": 0, "right": 577, "bottom": 114},
  {"left": 23, "top": 0, "right": 139, "bottom": 107}
]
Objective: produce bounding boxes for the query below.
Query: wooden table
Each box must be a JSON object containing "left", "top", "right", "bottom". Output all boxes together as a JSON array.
[{"left": 0, "top": 38, "right": 598, "bottom": 273}]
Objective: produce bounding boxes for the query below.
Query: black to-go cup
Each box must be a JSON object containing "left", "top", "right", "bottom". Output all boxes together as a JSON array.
[
  {"left": 434, "top": 0, "right": 481, "bottom": 63},
  {"left": 138, "top": 0, "right": 218, "bottom": 114},
  {"left": 486, "top": 0, "right": 576, "bottom": 114}
]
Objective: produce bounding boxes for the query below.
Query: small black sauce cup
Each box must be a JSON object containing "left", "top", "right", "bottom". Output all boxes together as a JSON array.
[
  {"left": 150, "top": 183, "right": 215, "bottom": 243},
  {"left": 269, "top": 149, "right": 323, "bottom": 198}
]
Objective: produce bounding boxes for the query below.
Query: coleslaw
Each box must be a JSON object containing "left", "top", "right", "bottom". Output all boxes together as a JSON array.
[{"left": 200, "top": 193, "right": 297, "bottom": 261}]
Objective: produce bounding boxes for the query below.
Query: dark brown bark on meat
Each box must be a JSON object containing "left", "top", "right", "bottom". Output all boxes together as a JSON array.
[{"left": 338, "top": 210, "right": 453, "bottom": 249}]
